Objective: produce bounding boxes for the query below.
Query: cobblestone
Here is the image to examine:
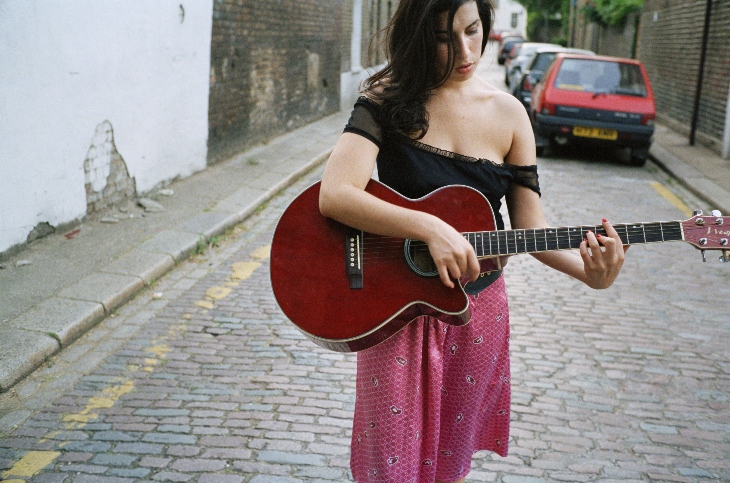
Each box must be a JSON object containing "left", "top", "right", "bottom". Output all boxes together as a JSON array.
[{"left": 2, "top": 65, "right": 730, "bottom": 483}]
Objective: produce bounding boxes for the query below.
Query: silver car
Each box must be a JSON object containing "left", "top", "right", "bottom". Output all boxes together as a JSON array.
[{"left": 505, "top": 42, "right": 562, "bottom": 90}]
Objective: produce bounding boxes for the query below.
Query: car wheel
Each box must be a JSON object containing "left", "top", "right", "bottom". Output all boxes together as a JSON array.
[
  {"left": 536, "top": 145, "right": 545, "bottom": 157},
  {"left": 629, "top": 147, "right": 649, "bottom": 167},
  {"left": 629, "top": 153, "right": 647, "bottom": 167}
]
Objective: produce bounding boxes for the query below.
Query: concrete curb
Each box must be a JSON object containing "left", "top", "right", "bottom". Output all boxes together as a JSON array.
[
  {"left": 649, "top": 144, "right": 730, "bottom": 215},
  {"left": 0, "top": 148, "right": 332, "bottom": 393}
]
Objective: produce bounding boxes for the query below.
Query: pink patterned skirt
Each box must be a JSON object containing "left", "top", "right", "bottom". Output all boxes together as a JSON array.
[{"left": 350, "top": 275, "right": 511, "bottom": 483}]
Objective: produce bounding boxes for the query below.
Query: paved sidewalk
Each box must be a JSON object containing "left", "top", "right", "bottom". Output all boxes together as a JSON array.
[
  {"left": 0, "top": 110, "right": 349, "bottom": 392},
  {"left": 1, "top": 98, "right": 729, "bottom": 397},
  {"left": 649, "top": 123, "right": 730, "bottom": 215}
]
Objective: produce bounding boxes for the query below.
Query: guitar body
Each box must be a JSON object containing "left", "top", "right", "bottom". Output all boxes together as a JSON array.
[{"left": 270, "top": 180, "right": 499, "bottom": 352}]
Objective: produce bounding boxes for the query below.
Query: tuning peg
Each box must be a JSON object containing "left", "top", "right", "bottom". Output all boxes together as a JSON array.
[
  {"left": 693, "top": 210, "right": 703, "bottom": 216},
  {"left": 711, "top": 210, "right": 722, "bottom": 216},
  {"left": 701, "top": 250, "right": 707, "bottom": 262},
  {"left": 720, "top": 251, "right": 730, "bottom": 263}
]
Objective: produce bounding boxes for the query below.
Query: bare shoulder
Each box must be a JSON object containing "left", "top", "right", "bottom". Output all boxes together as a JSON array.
[
  {"left": 469, "top": 77, "right": 535, "bottom": 166},
  {"left": 472, "top": 78, "right": 528, "bottom": 121}
]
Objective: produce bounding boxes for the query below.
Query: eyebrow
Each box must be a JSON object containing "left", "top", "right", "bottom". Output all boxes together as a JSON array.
[{"left": 435, "top": 19, "right": 481, "bottom": 34}]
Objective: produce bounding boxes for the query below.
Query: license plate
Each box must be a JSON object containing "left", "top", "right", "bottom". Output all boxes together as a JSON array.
[{"left": 573, "top": 126, "right": 618, "bottom": 140}]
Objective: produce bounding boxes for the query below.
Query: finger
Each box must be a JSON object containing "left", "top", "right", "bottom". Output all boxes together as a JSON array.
[
  {"left": 585, "top": 231, "right": 604, "bottom": 262},
  {"left": 467, "top": 251, "right": 480, "bottom": 282},
  {"left": 597, "top": 233, "right": 623, "bottom": 262},
  {"left": 579, "top": 239, "right": 595, "bottom": 268},
  {"left": 601, "top": 218, "right": 624, "bottom": 245},
  {"left": 437, "top": 262, "right": 455, "bottom": 289}
]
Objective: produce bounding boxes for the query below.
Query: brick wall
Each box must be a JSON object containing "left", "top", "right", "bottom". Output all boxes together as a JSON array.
[
  {"left": 208, "top": 1, "right": 346, "bottom": 164},
  {"left": 571, "top": 3, "right": 638, "bottom": 61},
  {"left": 571, "top": 0, "right": 729, "bottom": 153},
  {"left": 637, "top": 0, "right": 729, "bottom": 149}
]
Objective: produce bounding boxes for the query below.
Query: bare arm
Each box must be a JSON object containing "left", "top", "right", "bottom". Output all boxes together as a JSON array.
[
  {"left": 319, "top": 132, "right": 480, "bottom": 288},
  {"left": 504, "top": 98, "right": 627, "bottom": 289}
]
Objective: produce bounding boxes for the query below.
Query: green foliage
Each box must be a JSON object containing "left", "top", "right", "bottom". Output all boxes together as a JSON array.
[
  {"left": 516, "top": 0, "right": 566, "bottom": 41},
  {"left": 514, "top": 0, "right": 562, "bottom": 14},
  {"left": 582, "top": 0, "right": 644, "bottom": 26}
]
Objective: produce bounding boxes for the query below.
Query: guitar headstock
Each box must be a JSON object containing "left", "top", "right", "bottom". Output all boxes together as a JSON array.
[{"left": 681, "top": 210, "right": 730, "bottom": 262}]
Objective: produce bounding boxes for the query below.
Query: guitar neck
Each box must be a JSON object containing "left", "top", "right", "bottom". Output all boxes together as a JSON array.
[{"left": 467, "top": 221, "right": 684, "bottom": 258}]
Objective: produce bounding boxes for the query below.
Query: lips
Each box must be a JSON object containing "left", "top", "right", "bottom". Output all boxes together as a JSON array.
[{"left": 456, "top": 62, "right": 474, "bottom": 74}]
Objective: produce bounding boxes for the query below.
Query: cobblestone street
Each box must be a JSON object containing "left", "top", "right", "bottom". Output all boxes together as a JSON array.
[{"left": 2, "top": 152, "right": 730, "bottom": 482}]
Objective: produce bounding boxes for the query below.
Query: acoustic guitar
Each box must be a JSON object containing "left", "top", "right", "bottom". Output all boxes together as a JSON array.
[{"left": 270, "top": 179, "right": 729, "bottom": 352}]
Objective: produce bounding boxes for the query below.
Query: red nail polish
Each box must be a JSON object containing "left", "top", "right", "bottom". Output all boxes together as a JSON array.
[
  {"left": 602, "top": 218, "right": 608, "bottom": 223},
  {"left": 597, "top": 234, "right": 602, "bottom": 238}
]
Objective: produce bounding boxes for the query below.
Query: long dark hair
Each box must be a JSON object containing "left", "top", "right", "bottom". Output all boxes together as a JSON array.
[{"left": 364, "top": 0, "right": 494, "bottom": 139}]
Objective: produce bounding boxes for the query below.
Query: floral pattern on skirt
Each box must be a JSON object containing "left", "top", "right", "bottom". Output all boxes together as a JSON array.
[{"left": 350, "top": 275, "right": 511, "bottom": 483}]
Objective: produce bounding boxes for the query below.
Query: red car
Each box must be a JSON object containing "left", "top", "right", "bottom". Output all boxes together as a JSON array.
[{"left": 530, "top": 53, "right": 655, "bottom": 166}]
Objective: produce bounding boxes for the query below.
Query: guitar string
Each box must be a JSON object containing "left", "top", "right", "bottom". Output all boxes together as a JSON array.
[
  {"left": 358, "top": 229, "right": 674, "bottom": 251},
  {"left": 358, "top": 227, "right": 673, "bottom": 248},
  {"left": 355, "top": 226, "right": 675, "bottom": 260},
  {"left": 358, "top": 225, "right": 674, "bottom": 249}
]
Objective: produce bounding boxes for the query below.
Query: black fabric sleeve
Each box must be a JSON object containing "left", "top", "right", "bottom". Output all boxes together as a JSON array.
[
  {"left": 506, "top": 164, "right": 541, "bottom": 196},
  {"left": 343, "top": 96, "right": 383, "bottom": 148}
]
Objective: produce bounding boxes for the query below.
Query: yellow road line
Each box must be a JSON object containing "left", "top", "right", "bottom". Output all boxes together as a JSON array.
[
  {"left": 2, "top": 451, "right": 60, "bottom": 479},
  {"left": 650, "top": 181, "right": 693, "bottom": 218},
  {"left": 62, "top": 379, "right": 135, "bottom": 428},
  {"left": 193, "top": 244, "right": 268, "bottom": 310}
]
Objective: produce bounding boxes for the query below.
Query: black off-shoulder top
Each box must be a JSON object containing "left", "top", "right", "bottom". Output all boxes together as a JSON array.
[{"left": 344, "top": 96, "right": 540, "bottom": 230}]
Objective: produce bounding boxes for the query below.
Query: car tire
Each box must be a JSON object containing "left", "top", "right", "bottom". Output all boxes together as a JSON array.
[
  {"left": 536, "top": 145, "right": 546, "bottom": 157},
  {"left": 629, "top": 153, "right": 647, "bottom": 167},
  {"left": 629, "top": 147, "right": 649, "bottom": 167}
]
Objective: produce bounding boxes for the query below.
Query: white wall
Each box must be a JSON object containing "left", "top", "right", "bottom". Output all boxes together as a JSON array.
[
  {"left": 492, "top": 0, "right": 527, "bottom": 38},
  {"left": 0, "top": 1, "right": 213, "bottom": 254}
]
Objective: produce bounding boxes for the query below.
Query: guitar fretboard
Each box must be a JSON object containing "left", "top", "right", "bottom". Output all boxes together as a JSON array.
[{"left": 465, "top": 221, "right": 684, "bottom": 257}]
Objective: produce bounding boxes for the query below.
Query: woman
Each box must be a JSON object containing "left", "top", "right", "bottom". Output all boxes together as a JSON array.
[{"left": 319, "top": 1, "right": 627, "bottom": 481}]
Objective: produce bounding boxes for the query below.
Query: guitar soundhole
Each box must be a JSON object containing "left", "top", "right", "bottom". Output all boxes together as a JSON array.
[{"left": 404, "top": 240, "right": 438, "bottom": 277}]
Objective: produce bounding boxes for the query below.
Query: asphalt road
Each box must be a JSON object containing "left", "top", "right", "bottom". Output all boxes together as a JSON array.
[{"left": 1, "top": 49, "right": 729, "bottom": 483}]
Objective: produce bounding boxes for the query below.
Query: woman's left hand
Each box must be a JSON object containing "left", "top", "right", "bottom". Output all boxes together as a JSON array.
[{"left": 579, "top": 219, "right": 629, "bottom": 289}]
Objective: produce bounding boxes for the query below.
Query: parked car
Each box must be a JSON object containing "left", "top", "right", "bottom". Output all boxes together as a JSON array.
[
  {"left": 489, "top": 29, "right": 520, "bottom": 43},
  {"left": 505, "top": 42, "right": 561, "bottom": 88},
  {"left": 512, "top": 47, "right": 595, "bottom": 109},
  {"left": 530, "top": 53, "right": 655, "bottom": 166},
  {"left": 497, "top": 36, "right": 524, "bottom": 65}
]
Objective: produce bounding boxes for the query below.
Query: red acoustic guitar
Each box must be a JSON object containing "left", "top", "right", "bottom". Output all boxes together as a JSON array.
[{"left": 270, "top": 179, "right": 729, "bottom": 352}]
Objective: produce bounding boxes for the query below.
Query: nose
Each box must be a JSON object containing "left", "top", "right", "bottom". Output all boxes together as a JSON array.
[{"left": 454, "top": 34, "right": 470, "bottom": 59}]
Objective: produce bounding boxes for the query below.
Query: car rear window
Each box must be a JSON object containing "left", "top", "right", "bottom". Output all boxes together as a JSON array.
[
  {"left": 503, "top": 40, "right": 521, "bottom": 52},
  {"left": 531, "top": 52, "right": 558, "bottom": 72},
  {"left": 554, "top": 58, "right": 647, "bottom": 97}
]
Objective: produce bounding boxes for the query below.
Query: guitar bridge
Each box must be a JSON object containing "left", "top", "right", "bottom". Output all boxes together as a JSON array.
[{"left": 346, "top": 228, "right": 364, "bottom": 289}]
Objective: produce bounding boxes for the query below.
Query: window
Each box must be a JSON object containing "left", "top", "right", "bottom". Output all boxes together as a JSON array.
[
  {"left": 511, "top": 12, "right": 518, "bottom": 28},
  {"left": 555, "top": 59, "right": 647, "bottom": 96}
]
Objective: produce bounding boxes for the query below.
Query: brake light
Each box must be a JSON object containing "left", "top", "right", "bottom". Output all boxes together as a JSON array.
[
  {"left": 642, "top": 113, "right": 655, "bottom": 126},
  {"left": 522, "top": 76, "right": 533, "bottom": 91}
]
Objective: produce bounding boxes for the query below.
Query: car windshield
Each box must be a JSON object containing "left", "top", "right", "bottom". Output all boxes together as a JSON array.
[
  {"left": 554, "top": 58, "right": 647, "bottom": 97},
  {"left": 518, "top": 46, "right": 540, "bottom": 59},
  {"left": 530, "top": 52, "right": 558, "bottom": 72}
]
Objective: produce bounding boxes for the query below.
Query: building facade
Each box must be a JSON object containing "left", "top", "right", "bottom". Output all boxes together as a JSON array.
[
  {"left": 492, "top": 0, "right": 528, "bottom": 38},
  {"left": 207, "top": 0, "right": 347, "bottom": 164},
  {"left": 0, "top": 2, "right": 214, "bottom": 256},
  {"left": 0, "top": 1, "right": 399, "bottom": 257}
]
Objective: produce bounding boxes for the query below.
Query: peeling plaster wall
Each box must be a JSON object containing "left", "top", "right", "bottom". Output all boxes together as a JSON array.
[{"left": 0, "top": 1, "right": 213, "bottom": 254}]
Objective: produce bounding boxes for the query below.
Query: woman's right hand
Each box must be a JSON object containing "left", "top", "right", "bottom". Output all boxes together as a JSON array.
[{"left": 424, "top": 216, "right": 481, "bottom": 288}]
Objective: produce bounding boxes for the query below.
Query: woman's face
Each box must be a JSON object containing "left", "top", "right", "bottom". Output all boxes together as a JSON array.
[{"left": 435, "top": 1, "right": 483, "bottom": 82}]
